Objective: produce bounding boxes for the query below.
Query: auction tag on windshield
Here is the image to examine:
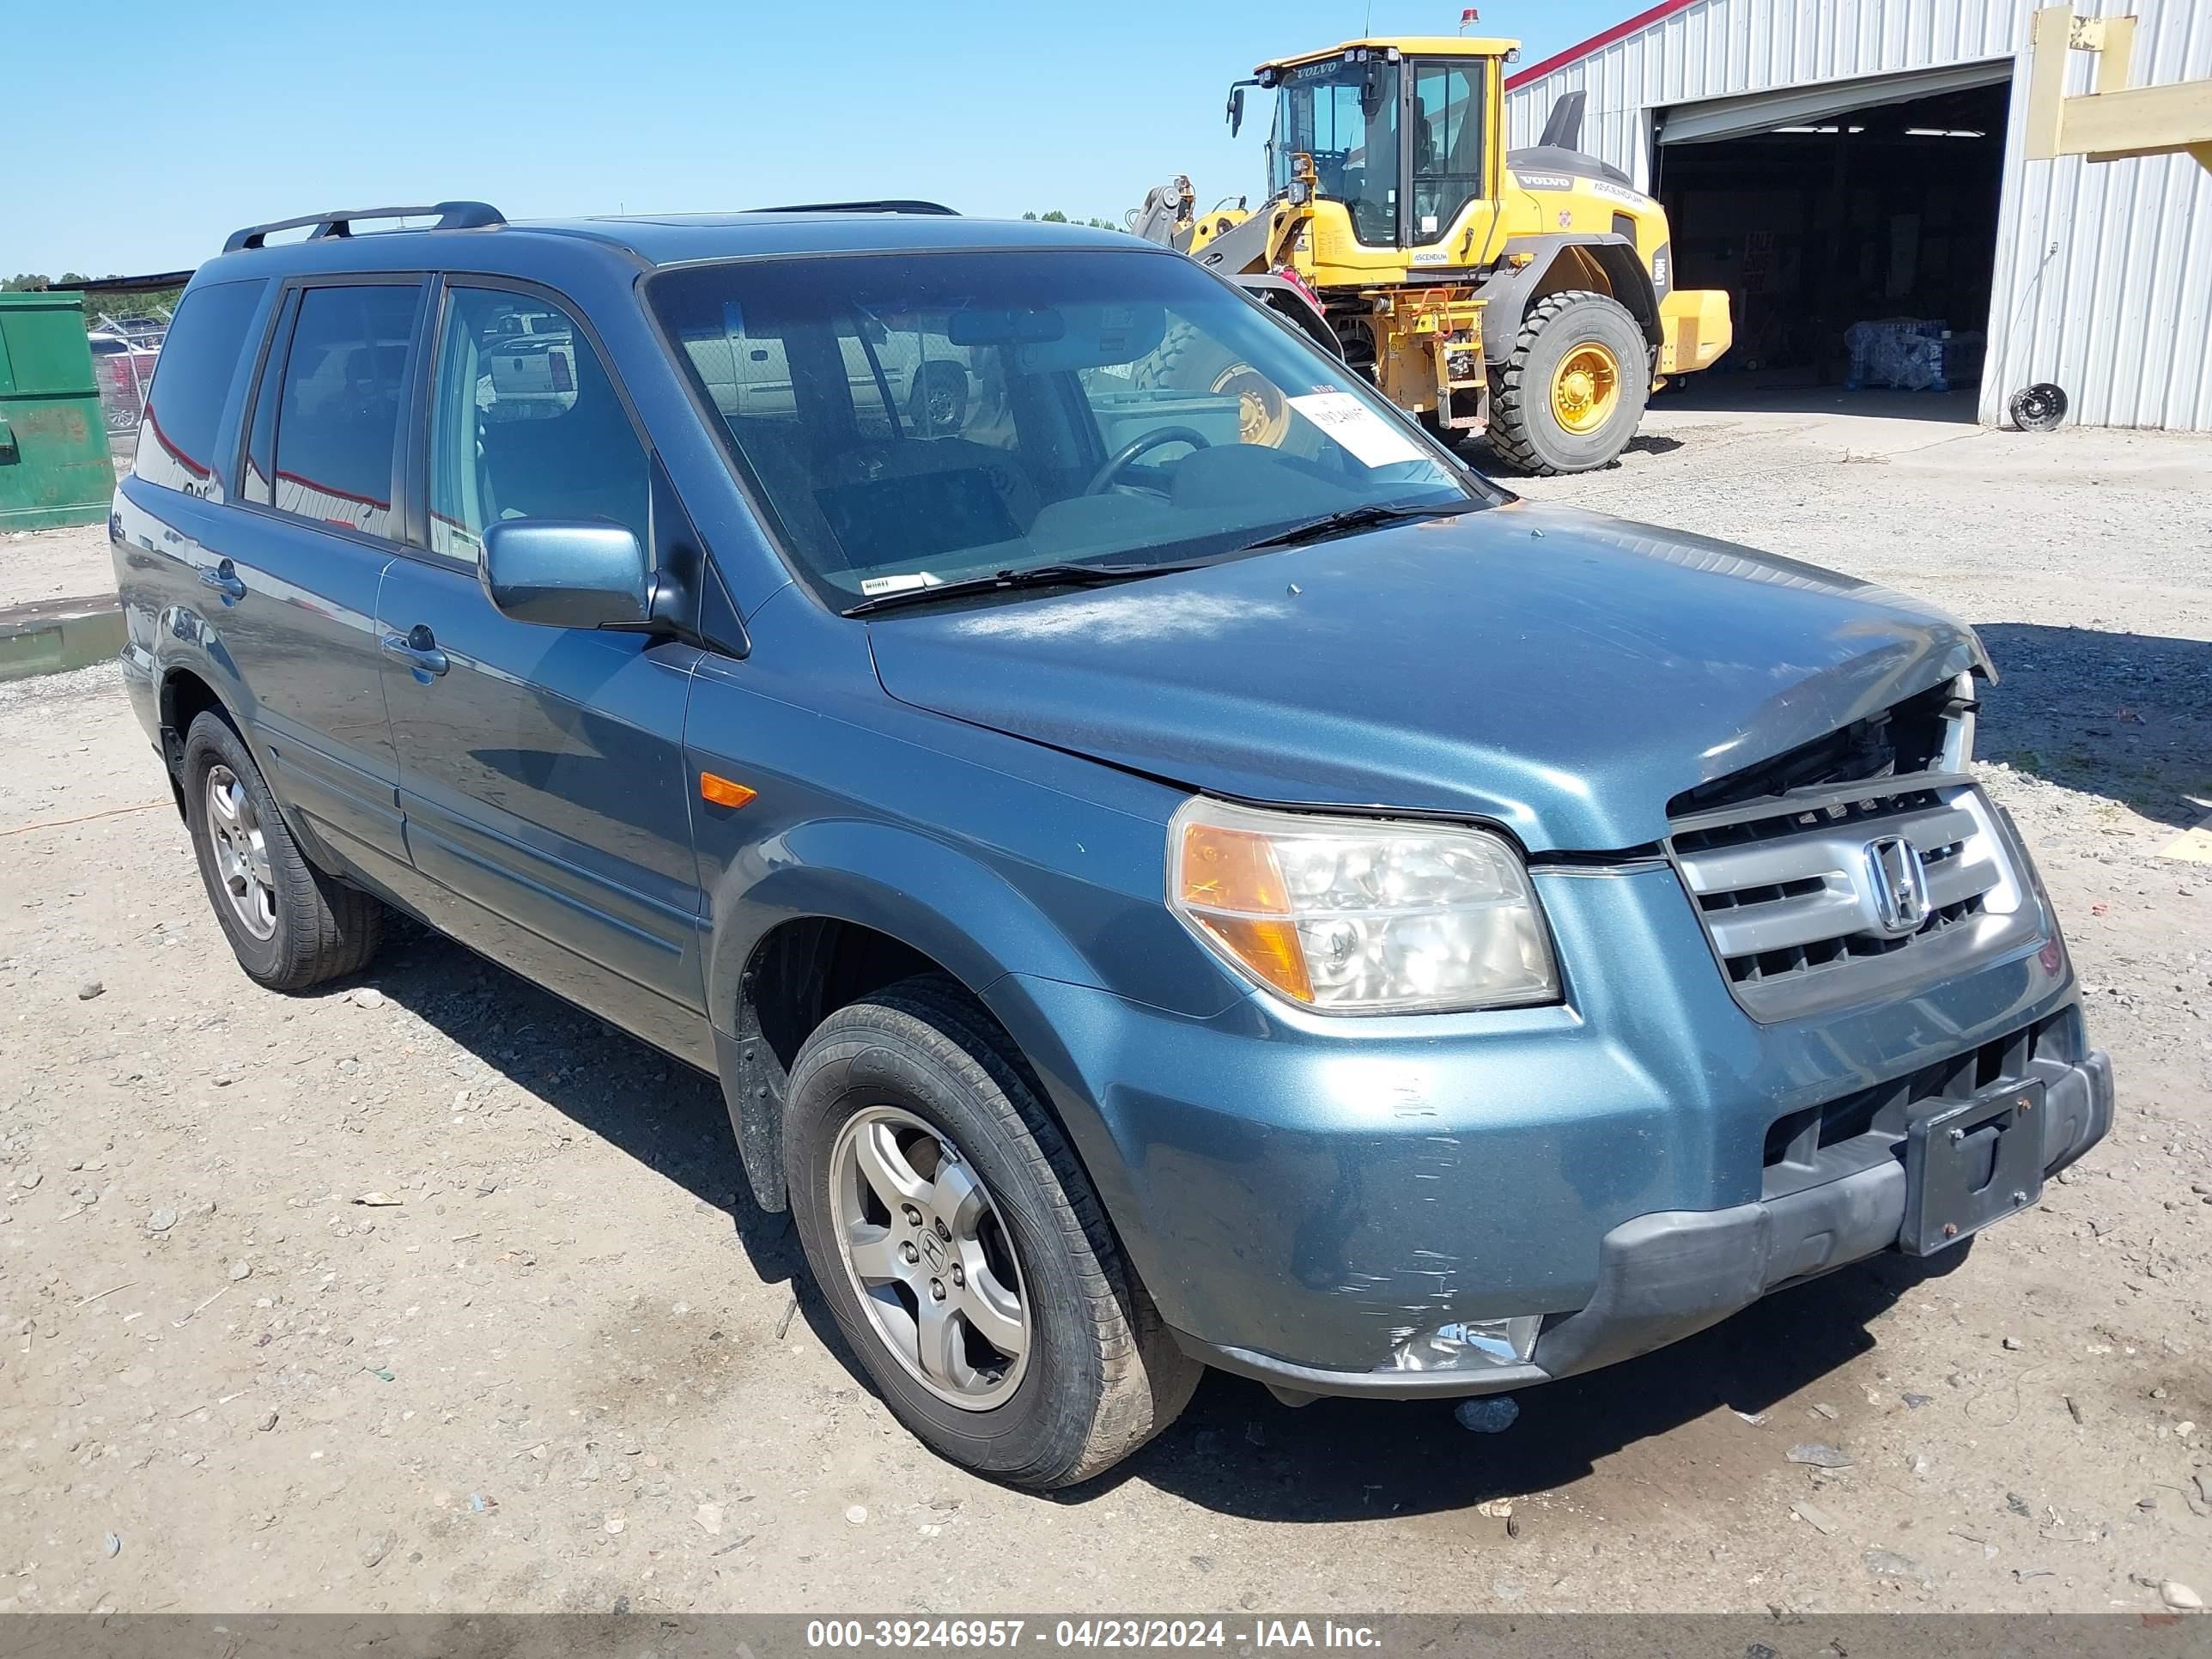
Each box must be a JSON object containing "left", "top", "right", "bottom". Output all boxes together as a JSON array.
[{"left": 1287, "top": 392, "right": 1427, "bottom": 468}]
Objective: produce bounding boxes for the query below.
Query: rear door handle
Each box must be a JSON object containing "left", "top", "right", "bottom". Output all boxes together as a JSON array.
[
  {"left": 199, "top": 561, "right": 246, "bottom": 603},
  {"left": 381, "top": 623, "right": 450, "bottom": 678}
]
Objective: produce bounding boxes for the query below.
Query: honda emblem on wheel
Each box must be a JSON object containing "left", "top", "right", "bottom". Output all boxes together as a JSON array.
[{"left": 1865, "top": 835, "right": 1931, "bottom": 937}]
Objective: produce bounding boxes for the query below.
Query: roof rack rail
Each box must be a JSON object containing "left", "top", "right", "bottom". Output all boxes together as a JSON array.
[
  {"left": 223, "top": 201, "right": 506, "bottom": 254},
  {"left": 749, "top": 199, "right": 958, "bottom": 216}
]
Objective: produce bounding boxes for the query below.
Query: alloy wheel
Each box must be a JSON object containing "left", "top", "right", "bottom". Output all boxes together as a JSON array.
[
  {"left": 829, "top": 1104, "right": 1030, "bottom": 1409},
  {"left": 204, "top": 764, "right": 277, "bottom": 940}
]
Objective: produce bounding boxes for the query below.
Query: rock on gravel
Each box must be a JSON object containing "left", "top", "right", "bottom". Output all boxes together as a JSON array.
[
  {"left": 146, "top": 1208, "right": 177, "bottom": 1233},
  {"left": 1455, "top": 1396, "right": 1521, "bottom": 1433},
  {"left": 1790, "top": 1503, "right": 1839, "bottom": 1536},
  {"left": 1865, "top": 1550, "right": 1932, "bottom": 1584},
  {"left": 1787, "top": 1443, "right": 1853, "bottom": 1468},
  {"left": 356, "top": 1529, "right": 395, "bottom": 1570},
  {"left": 2163, "top": 1583, "right": 2204, "bottom": 1613}
]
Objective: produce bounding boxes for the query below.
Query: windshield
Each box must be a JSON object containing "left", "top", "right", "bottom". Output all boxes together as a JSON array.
[
  {"left": 1269, "top": 57, "right": 1399, "bottom": 246},
  {"left": 649, "top": 248, "right": 1482, "bottom": 611}
]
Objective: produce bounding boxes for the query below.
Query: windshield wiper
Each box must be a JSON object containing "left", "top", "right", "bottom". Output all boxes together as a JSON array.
[
  {"left": 841, "top": 560, "right": 1209, "bottom": 617},
  {"left": 1234, "top": 498, "right": 1486, "bottom": 553}
]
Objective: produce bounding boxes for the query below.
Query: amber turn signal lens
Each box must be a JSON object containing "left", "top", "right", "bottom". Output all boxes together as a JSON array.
[
  {"left": 698, "top": 773, "right": 757, "bottom": 809},
  {"left": 1175, "top": 821, "right": 1314, "bottom": 1003}
]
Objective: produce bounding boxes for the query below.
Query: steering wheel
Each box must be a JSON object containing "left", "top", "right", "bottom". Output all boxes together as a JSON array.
[{"left": 1083, "top": 425, "right": 1211, "bottom": 495}]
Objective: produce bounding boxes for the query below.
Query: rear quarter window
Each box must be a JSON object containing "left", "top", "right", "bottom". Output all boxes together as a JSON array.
[{"left": 133, "top": 278, "right": 267, "bottom": 498}]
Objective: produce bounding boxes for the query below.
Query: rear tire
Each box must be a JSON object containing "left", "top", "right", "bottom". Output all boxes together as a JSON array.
[
  {"left": 1486, "top": 289, "right": 1650, "bottom": 476},
  {"left": 181, "top": 711, "right": 385, "bottom": 992},
  {"left": 784, "top": 975, "right": 1200, "bottom": 1488}
]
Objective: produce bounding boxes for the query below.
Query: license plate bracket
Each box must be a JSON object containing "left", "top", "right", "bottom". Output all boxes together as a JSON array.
[{"left": 1899, "top": 1080, "right": 2045, "bottom": 1256}]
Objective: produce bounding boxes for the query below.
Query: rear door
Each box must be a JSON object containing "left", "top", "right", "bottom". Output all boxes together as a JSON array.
[
  {"left": 223, "top": 276, "right": 429, "bottom": 877},
  {"left": 114, "top": 276, "right": 269, "bottom": 666},
  {"left": 375, "top": 277, "right": 708, "bottom": 1061}
]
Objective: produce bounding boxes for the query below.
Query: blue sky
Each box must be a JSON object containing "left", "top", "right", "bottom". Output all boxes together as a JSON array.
[{"left": 8, "top": 0, "right": 1629, "bottom": 279}]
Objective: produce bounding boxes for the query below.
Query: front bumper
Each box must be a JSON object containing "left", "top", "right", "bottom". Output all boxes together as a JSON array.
[
  {"left": 983, "top": 856, "right": 2104, "bottom": 1395},
  {"left": 1182, "top": 1048, "right": 2111, "bottom": 1399}
]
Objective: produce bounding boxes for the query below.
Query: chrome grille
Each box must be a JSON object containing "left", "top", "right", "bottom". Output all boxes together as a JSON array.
[{"left": 1670, "top": 775, "right": 2039, "bottom": 1021}]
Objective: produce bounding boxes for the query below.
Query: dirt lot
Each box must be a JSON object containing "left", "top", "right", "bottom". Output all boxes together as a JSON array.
[{"left": 3, "top": 399, "right": 2209, "bottom": 1617}]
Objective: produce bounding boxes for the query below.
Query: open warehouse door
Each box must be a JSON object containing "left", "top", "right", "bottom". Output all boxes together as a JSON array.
[{"left": 1655, "top": 64, "right": 2012, "bottom": 398}]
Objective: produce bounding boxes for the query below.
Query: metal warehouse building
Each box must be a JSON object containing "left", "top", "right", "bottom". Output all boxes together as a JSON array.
[{"left": 1503, "top": 0, "right": 2212, "bottom": 429}]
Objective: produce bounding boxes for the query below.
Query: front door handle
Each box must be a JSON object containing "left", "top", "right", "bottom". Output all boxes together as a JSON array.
[
  {"left": 199, "top": 560, "right": 246, "bottom": 603},
  {"left": 381, "top": 623, "right": 450, "bottom": 678}
]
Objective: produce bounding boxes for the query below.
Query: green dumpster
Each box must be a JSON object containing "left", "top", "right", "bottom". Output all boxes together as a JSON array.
[{"left": 0, "top": 292, "right": 117, "bottom": 531}]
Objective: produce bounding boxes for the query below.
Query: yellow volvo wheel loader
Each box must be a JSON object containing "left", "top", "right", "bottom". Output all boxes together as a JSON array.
[{"left": 1129, "top": 35, "right": 1732, "bottom": 474}]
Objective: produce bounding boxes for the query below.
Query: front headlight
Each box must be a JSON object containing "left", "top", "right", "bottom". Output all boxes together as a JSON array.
[{"left": 1167, "top": 798, "right": 1559, "bottom": 1014}]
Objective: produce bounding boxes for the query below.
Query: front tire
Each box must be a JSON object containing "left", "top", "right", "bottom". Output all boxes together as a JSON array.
[
  {"left": 1486, "top": 289, "right": 1650, "bottom": 475},
  {"left": 785, "top": 976, "right": 1200, "bottom": 1488},
  {"left": 181, "top": 711, "right": 385, "bottom": 992},
  {"left": 1131, "top": 319, "right": 1289, "bottom": 447}
]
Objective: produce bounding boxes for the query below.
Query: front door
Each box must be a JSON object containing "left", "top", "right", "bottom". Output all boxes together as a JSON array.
[{"left": 376, "top": 280, "right": 708, "bottom": 1062}]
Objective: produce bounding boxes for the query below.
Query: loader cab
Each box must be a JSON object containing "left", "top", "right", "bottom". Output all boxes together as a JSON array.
[{"left": 1249, "top": 39, "right": 1507, "bottom": 264}]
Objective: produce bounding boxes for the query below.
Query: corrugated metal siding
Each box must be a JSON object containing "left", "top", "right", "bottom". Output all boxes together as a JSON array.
[
  {"left": 1982, "top": 0, "right": 2212, "bottom": 428},
  {"left": 1505, "top": 0, "right": 2212, "bottom": 429},
  {"left": 1505, "top": 0, "right": 2028, "bottom": 176}
]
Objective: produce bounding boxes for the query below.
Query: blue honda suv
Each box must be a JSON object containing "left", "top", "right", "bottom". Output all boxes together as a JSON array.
[{"left": 112, "top": 201, "right": 2111, "bottom": 1488}]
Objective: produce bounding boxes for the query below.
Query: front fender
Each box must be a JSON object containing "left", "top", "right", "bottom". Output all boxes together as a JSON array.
[
  {"left": 702, "top": 818, "right": 1164, "bottom": 1212},
  {"left": 702, "top": 818, "right": 1107, "bottom": 1031},
  {"left": 1477, "top": 234, "right": 1660, "bottom": 360}
]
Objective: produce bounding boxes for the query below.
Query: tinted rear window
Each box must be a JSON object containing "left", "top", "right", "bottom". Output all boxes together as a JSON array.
[
  {"left": 133, "top": 278, "right": 266, "bottom": 496},
  {"left": 269, "top": 284, "right": 421, "bottom": 538}
]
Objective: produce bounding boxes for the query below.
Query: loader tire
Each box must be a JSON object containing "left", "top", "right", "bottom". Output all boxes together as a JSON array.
[
  {"left": 1486, "top": 290, "right": 1650, "bottom": 476},
  {"left": 1131, "top": 320, "right": 1289, "bottom": 447}
]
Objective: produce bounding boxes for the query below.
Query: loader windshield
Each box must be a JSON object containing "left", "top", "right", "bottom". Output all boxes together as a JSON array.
[{"left": 1269, "top": 56, "right": 1399, "bottom": 246}]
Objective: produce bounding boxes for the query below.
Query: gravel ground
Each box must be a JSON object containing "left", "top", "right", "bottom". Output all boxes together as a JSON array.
[
  {"left": 2, "top": 402, "right": 2208, "bottom": 1617},
  {"left": 0, "top": 521, "right": 112, "bottom": 611}
]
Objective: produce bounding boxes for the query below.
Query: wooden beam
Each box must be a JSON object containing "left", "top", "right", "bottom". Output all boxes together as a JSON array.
[
  {"left": 2092, "top": 15, "right": 2135, "bottom": 95},
  {"left": 2024, "top": 5, "right": 2073, "bottom": 163},
  {"left": 2065, "top": 78, "right": 2212, "bottom": 159}
]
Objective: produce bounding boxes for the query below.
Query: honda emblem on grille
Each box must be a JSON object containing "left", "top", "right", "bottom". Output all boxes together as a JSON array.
[{"left": 1864, "top": 835, "right": 1930, "bottom": 937}]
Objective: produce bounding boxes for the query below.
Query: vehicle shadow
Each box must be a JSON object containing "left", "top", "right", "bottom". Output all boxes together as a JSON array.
[
  {"left": 349, "top": 908, "right": 2001, "bottom": 1521},
  {"left": 1090, "top": 1243, "right": 1976, "bottom": 1518},
  {"left": 349, "top": 917, "right": 808, "bottom": 1296},
  {"left": 1462, "top": 431, "right": 1686, "bottom": 477},
  {"left": 1972, "top": 621, "right": 2212, "bottom": 831}
]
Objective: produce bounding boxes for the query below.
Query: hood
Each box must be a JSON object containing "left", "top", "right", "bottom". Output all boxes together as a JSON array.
[{"left": 866, "top": 501, "right": 1986, "bottom": 853}]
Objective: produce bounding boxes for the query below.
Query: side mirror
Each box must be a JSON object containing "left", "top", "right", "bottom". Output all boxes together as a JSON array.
[
  {"left": 1227, "top": 85, "right": 1246, "bottom": 137},
  {"left": 481, "top": 520, "right": 651, "bottom": 629}
]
